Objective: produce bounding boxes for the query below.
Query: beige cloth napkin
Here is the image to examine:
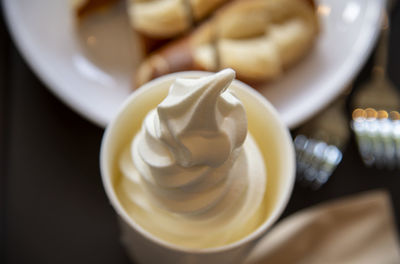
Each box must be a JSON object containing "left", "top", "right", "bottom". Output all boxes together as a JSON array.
[{"left": 246, "top": 190, "right": 400, "bottom": 264}]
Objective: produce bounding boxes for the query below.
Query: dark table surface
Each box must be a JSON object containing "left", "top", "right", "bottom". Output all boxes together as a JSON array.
[{"left": 2, "top": 3, "right": 400, "bottom": 264}]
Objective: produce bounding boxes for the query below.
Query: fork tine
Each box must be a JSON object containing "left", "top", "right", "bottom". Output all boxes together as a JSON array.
[
  {"left": 352, "top": 109, "right": 375, "bottom": 166},
  {"left": 388, "top": 112, "right": 400, "bottom": 169},
  {"left": 393, "top": 122, "right": 400, "bottom": 169},
  {"left": 294, "top": 135, "right": 308, "bottom": 179},
  {"left": 376, "top": 112, "right": 396, "bottom": 169}
]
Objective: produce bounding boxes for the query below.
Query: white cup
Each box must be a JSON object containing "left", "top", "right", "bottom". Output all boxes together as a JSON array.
[{"left": 100, "top": 71, "right": 295, "bottom": 264}]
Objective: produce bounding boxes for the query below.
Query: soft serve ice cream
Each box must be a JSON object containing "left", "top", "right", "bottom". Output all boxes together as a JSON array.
[{"left": 116, "top": 69, "right": 267, "bottom": 248}]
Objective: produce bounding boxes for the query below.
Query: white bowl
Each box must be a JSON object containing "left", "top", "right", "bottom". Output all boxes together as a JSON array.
[{"left": 3, "top": 0, "right": 384, "bottom": 128}]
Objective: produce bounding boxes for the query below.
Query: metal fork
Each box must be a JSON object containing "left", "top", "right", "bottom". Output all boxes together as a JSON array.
[
  {"left": 294, "top": 94, "right": 350, "bottom": 189},
  {"left": 351, "top": 9, "right": 400, "bottom": 169}
]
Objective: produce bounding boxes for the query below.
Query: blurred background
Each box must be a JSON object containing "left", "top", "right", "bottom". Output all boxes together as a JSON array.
[{"left": 1, "top": 1, "right": 400, "bottom": 263}]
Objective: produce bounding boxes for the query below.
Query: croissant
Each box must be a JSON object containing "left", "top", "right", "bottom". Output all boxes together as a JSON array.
[
  {"left": 128, "top": 0, "right": 231, "bottom": 53},
  {"left": 135, "top": 0, "right": 319, "bottom": 87}
]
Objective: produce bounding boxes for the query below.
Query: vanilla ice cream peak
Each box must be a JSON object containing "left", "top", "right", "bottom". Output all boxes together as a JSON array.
[{"left": 157, "top": 68, "right": 247, "bottom": 168}]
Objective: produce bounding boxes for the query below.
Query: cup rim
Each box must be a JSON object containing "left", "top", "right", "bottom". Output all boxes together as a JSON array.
[{"left": 100, "top": 71, "right": 296, "bottom": 254}]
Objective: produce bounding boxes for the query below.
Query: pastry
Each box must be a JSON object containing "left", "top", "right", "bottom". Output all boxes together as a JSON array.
[{"left": 135, "top": 0, "right": 319, "bottom": 87}]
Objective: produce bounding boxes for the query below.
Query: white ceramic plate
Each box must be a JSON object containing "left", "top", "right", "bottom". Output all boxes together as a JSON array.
[{"left": 3, "top": 0, "right": 384, "bottom": 128}]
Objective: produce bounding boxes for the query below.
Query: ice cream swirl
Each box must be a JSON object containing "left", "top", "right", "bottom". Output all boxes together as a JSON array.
[{"left": 117, "top": 69, "right": 267, "bottom": 248}]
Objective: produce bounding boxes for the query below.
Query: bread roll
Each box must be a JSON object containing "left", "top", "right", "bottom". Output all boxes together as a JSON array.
[{"left": 135, "top": 0, "right": 319, "bottom": 87}]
